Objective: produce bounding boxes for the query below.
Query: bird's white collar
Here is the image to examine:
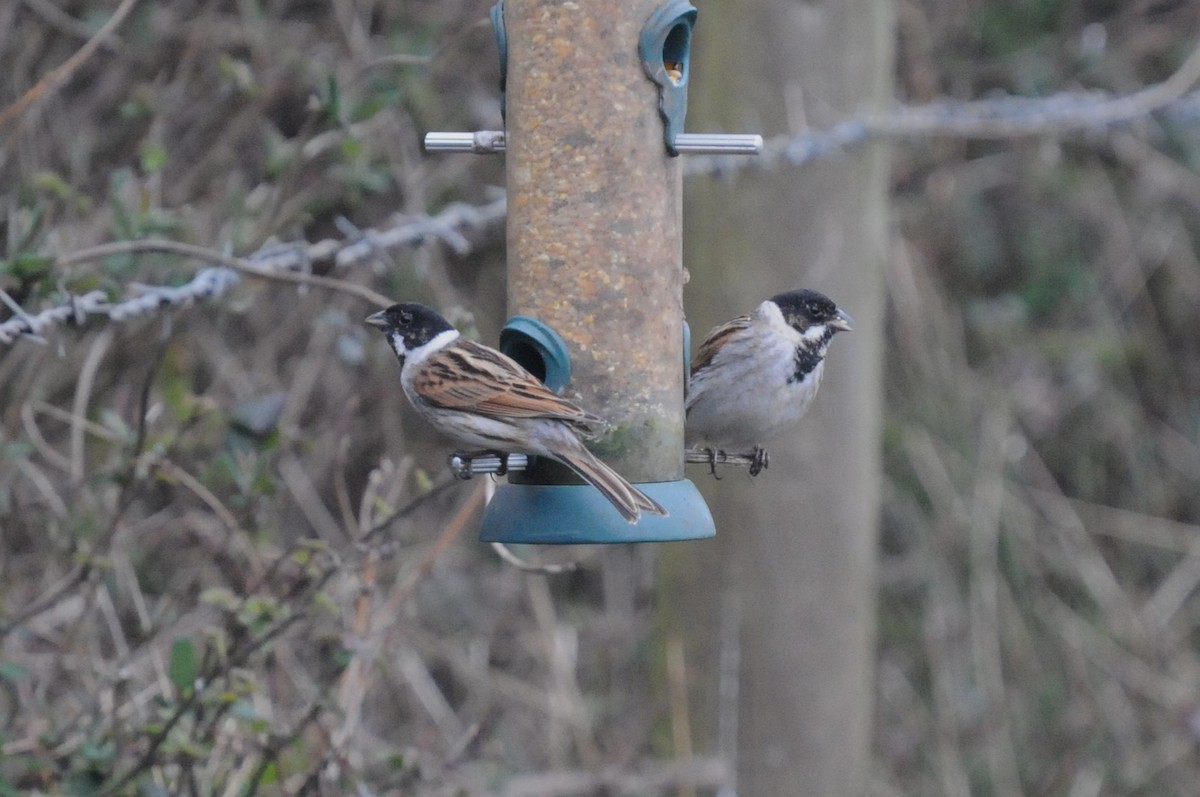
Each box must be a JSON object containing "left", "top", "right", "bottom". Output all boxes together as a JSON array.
[
  {"left": 757, "top": 299, "right": 801, "bottom": 342},
  {"left": 393, "top": 328, "right": 460, "bottom": 366}
]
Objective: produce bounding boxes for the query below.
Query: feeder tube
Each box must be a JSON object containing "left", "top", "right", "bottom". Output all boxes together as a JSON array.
[{"left": 505, "top": 0, "right": 686, "bottom": 483}]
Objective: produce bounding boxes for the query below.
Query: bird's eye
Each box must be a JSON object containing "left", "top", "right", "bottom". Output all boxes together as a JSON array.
[{"left": 400, "top": 311, "right": 413, "bottom": 324}]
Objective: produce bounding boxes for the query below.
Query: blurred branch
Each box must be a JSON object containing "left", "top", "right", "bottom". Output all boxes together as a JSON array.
[
  {"left": 389, "top": 481, "right": 485, "bottom": 605},
  {"left": 97, "top": 609, "right": 308, "bottom": 797},
  {"left": 0, "top": 344, "right": 176, "bottom": 638},
  {"left": 666, "top": 637, "right": 697, "bottom": 797},
  {"left": 19, "top": 0, "right": 109, "bottom": 42},
  {"left": 686, "top": 38, "right": 1200, "bottom": 175},
  {"left": 0, "top": 0, "right": 140, "bottom": 131},
  {"left": 490, "top": 542, "right": 580, "bottom": 574},
  {"left": 1, "top": 198, "right": 507, "bottom": 346},
  {"left": 716, "top": 593, "right": 740, "bottom": 797},
  {"left": 58, "top": 240, "right": 395, "bottom": 306},
  {"left": 880, "top": 36, "right": 1200, "bottom": 138}
]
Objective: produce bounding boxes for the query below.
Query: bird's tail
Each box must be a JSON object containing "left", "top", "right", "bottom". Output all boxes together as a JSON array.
[{"left": 558, "top": 441, "right": 669, "bottom": 524}]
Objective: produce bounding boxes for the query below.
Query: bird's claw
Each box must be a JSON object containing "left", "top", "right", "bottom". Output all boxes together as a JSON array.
[
  {"left": 448, "top": 452, "right": 473, "bottom": 480},
  {"left": 749, "top": 446, "right": 769, "bottom": 477},
  {"left": 707, "top": 447, "right": 722, "bottom": 480}
]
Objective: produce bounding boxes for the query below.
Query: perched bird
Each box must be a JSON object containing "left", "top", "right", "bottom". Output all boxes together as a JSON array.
[
  {"left": 366, "top": 303, "right": 668, "bottom": 523},
  {"left": 685, "top": 289, "right": 852, "bottom": 475}
]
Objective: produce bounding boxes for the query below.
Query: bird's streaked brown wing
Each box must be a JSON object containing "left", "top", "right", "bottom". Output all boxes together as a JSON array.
[
  {"left": 413, "top": 338, "right": 603, "bottom": 427},
  {"left": 690, "top": 315, "right": 751, "bottom": 376}
]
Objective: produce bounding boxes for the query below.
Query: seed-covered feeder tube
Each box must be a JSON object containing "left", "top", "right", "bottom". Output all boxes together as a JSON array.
[{"left": 478, "top": 0, "right": 714, "bottom": 543}]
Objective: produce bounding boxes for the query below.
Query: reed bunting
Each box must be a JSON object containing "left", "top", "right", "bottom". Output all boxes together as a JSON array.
[
  {"left": 685, "top": 289, "right": 852, "bottom": 475},
  {"left": 366, "top": 303, "right": 668, "bottom": 523}
]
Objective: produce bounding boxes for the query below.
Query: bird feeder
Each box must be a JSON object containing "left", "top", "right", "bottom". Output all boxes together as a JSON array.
[{"left": 426, "top": 0, "right": 759, "bottom": 543}]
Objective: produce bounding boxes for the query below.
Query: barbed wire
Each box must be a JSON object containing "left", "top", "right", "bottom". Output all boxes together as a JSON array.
[
  {"left": 6, "top": 42, "right": 1200, "bottom": 346},
  {"left": 0, "top": 197, "right": 507, "bottom": 346},
  {"left": 685, "top": 87, "right": 1200, "bottom": 176},
  {"left": 705, "top": 37, "right": 1200, "bottom": 174}
]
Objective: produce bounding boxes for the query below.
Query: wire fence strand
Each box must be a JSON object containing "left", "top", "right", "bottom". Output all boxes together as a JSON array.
[
  {"left": 1, "top": 197, "right": 507, "bottom": 346},
  {"left": 7, "top": 37, "right": 1200, "bottom": 346}
]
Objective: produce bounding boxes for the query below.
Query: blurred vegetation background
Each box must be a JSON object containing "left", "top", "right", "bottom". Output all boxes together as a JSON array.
[{"left": 2, "top": 0, "right": 1200, "bottom": 795}]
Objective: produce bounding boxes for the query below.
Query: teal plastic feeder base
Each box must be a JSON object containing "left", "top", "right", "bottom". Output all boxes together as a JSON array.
[{"left": 479, "top": 479, "right": 715, "bottom": 544}]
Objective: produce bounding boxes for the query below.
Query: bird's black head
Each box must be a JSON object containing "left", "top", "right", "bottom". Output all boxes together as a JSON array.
[
  {"left": 365, "top": 302, "right": 455, "bottom": 359},
  {"left": 770, "top": 289, "right": 853, "bottom": 334}
]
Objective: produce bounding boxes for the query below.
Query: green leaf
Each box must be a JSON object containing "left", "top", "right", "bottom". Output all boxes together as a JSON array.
[
  {"left": 319, "top": 74, "right": 342, "bottom": 122},
  {"left": 0, "top": 252, "right": 54, "bottom": 280},
  {"left": 200, "top": 587, "right": 240, "bottom": 611},
  {"left": 139, "top": 143, "right": 168, "bottom": 173},
  {"left": 0, "top": 774, "right": 21, "bottom": 797},
  {"left": 340, "top": 136, "right": 362, "bottom": 159},
  {"left": 82, "top": 740, "right": 116, "bottom": 763},
  {"left": 257, "top": 761, "right": 279, "bottom": 787},
  {"left": 32, "top": 171, "right": 74, "bottom": 199},
  {"left": 217, "top": 54, "right": 257, "bottom": 94},
  {"left": 168, "top": 638, "right": 198, "bottom": 694}
]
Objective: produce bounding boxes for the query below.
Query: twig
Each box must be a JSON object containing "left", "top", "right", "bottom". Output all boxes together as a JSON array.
[
  {"left": 20, "top": 0, "right": 109, "bottom": 42},
  {"left": 389, "top": 481, "right": 486, "bottom": 606},
  {"left": 332, "top": 482, "right": 484, "bottom": 752},
  {"left": 69, "top": 330, "right": 112, "bottom": 482},
  {"left": 21, "top": 402, "right": 75, "bottom": 473},
  {"left": 357, "top": 476, "right": 462, "bottom": 546},
  {"left": 278, "top": 454, "right": 348, "bottom": 543},
  {"left": 967, "top": 413, "right": 1021, "bottom": 797},
  {"left": 716, "top": 593, "right": 740, "bottom": 797},
  {"left": 395, "top": 644, "right": 466, "bottom": 746},
  {"left": 1, "top": 380, "right": 202, "bottom": 638},
  {"left": 666, "top": 637, "right": 697, "bottom": 797},
  {"left": 525, "top": 576, "right": 602, "bottom": 768},
  {"left": 877, "top": 38, "right": 1200, "bottom": 140},
  {"left": 490, "top": 542, "right": 579, "bottom": 574},
  {"left": 333, "top": 434, "right": 361, "bottom": 538},
  {"left": 56, "top": 239, "right": 395, "bottom": 307},
  {"left": 332, "top": 550, "right": 379, "bottom": 750},
  {"left": 97, "top": 610, "right": 306, "bottom": 797},
  {"left": 0, "top": 0, "right": 140, "bottom": 131},
  {"left": 685, "top": 38, "right": 1200, "bottom": 176},
  {"left": 154, "top": 459, "right": 243, "bottom": 538}
]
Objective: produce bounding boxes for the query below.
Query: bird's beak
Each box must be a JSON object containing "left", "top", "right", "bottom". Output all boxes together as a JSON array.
[
  {"left": 364, "top": 310, "right": 389, "bottom": 330},
  {"left": 831, "top": 309, "right": 854, "bottom": 332}
]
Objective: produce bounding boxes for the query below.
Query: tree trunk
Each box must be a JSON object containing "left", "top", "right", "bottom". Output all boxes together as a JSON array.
[{"left": 661, "top": 1, "right": 893, "bottom": 794}]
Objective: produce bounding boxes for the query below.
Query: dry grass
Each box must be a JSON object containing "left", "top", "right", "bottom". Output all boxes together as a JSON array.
[
  {"left": 4, "top": 1, "right": 1200, "bottom": 796},
  {"left": 878, "top": 3, "right": 1200, "bottom": 795}
]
